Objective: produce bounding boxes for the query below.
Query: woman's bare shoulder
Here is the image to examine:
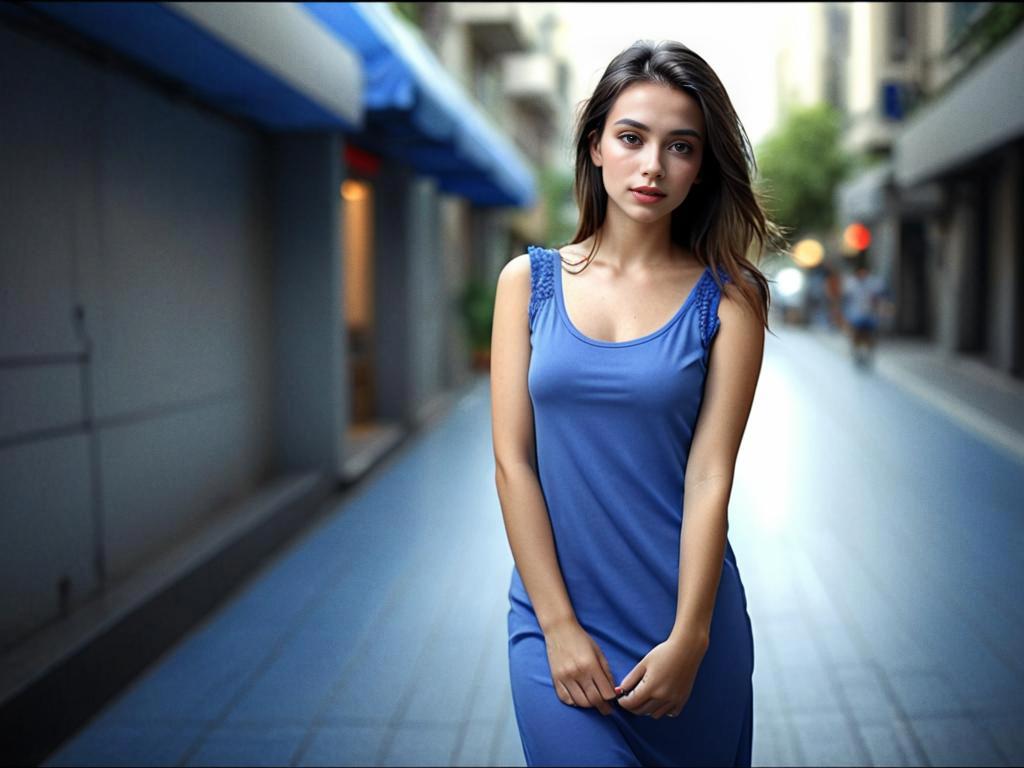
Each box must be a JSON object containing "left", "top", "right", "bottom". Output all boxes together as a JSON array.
[
  {"left": 717, "top": 281, "right": 765, "bottom": 346},
  {"left": 498, "top": 253, "right": 532, "bottom": 293}
]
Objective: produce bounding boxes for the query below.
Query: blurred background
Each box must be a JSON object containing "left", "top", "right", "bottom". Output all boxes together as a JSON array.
[{"left": 1, "top": 2, "right": 1022, "bottom": 766}]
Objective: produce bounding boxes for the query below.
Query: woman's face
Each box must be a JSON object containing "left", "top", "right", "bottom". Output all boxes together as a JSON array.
[{"left": 590, "top": 81, "right": 706, "bottom": 223}]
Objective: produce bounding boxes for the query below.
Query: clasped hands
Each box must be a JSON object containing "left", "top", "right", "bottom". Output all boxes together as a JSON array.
[{"left": 544, "top": 619, "right": 707, "bottom": 720}]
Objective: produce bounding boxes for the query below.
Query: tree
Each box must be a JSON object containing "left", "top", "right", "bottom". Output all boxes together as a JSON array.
[{"left": 754, "top": 103, "right": 850, "bottom": 241}]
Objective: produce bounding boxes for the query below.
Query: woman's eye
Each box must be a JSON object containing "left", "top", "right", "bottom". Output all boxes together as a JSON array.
[
  {"left": 619, "top": 133, "right": 641, "bottom": 145},
  {"left": 672, "top": 142, "right": 692, "bottom": 154}
]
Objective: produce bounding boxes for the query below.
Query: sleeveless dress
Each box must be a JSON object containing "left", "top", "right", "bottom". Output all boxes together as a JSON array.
[{"left": 507, "top": 245, "right": 755, "bottom": 767}]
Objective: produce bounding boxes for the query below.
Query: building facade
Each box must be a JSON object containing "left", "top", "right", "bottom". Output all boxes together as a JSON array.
[
  {"left": 0, "top": 6, "right": 537, "bottom": 751},
  {"left": 836, "top": 3, "right": 1023, "bottom": 377}
]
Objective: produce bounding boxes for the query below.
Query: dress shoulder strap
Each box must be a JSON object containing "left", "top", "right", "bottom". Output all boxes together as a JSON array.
[
  {"left": 527, "top": 245, "right": 555, "bottom": 330},
  {"left": 698, "top": 266, "right": 732, "bottom": 349}
]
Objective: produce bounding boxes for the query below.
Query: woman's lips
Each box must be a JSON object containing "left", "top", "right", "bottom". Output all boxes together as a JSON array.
[{"left": 630, "top": 189, "right": 666, "bottom": 204}]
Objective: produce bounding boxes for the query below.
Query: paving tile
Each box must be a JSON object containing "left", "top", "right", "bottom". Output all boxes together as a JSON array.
[
  {"left": 909, "top": 716, "right": 1007, "bottom": 767},
  {"left": 317, "top": 564, "right": 462, "bottom": 725},
  {"left": 380, "top": 723, "right": 461, "bottom": 767},
  {"left": 978, "top": 713, "right": 1024, "bottom": 766},
  {"left": 466, "top": 679, "right": 514, "bottom": 725},
  {"left": 490, "top": 711, "right": 526, "bottom": 768},
  {"left": 222, "top": 626, "right": 358, "bottom": 725},
  {"left": 399, "top": 564, "right": 504, "bottom": 724},
  {"left": 184, "top": 724, "right": 306, "bottom": 767},
  {"left": 886, "top": 669, "right": 970, "bottom": 719},
  {"left": 776, "top": 665, "right": 844, "bottom": 715},
  {"left": 816, "top": 622, "right": 867, "bottom": 667},
  {"left": 752, "top": 715, "right": 802, "bottom": 767},
  {"left": 89, "top": 625, "right": 282, "bottom": 726},
  {"left": 772, "top": 628, "right": 828, "bottom": 671},
  {"left": 42, "top": 724, "right": 204, "bottom": 768},
  {"left": 297, "top": 723, "right": 390, "bottom": 767},
  {"left": 453, "top": 719, "right": 501, "bottom": 766},
  {"left": 858, "top": 721, "right": 919, "bottom": 767},
  {"left": 790, "top": 712, "right": 867, "bottom": 766},
  {"left": 834, "top": 664, "right": 902, "bottom": 727}
]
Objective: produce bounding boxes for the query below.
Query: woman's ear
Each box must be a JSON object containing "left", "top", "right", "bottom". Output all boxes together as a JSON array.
[{"left": 588, "top": 130, "right": 603, "bottom": 167}]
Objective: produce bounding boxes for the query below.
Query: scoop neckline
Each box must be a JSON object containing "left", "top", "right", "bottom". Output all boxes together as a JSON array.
[{"left": 551, "top": 247, "right": 710, "bottom": 348}]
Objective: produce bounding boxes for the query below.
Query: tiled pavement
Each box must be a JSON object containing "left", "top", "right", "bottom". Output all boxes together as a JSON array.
[{"left": 43, "top": 326, "right": 1024, "bottom": 766}]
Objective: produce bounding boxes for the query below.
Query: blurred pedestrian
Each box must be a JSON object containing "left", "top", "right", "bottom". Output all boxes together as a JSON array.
[
  {"left": 824, "top": 261, "right": 844, "bottom": 329},
  {"left": 491, "top": 39, "right": 777, "bottom": 767},
  {"left": 841, "top": 258, "right": 890, "bottom": 368}
]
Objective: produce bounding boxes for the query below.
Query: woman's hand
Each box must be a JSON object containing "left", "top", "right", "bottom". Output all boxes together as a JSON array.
[
  {"left": 615, "top": 632, "right": 708, "bottom": 719},
  {"left": 544, "top": 619, "right": 619, "bottom": 715}
]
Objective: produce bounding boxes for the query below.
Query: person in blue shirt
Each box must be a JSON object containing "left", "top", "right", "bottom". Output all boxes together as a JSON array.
[{"left": 841, "top": 260, "right": 891, "bottom": 368}]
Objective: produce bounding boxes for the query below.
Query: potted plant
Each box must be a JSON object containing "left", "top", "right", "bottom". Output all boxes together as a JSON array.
[{"left": 459, "top": 277, "right": 496, "bottom": 371}]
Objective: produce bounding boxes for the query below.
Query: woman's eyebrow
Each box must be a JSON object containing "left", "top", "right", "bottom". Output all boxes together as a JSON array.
[{"left": 613, "top": 118, "right": 702, "bottom": 141}]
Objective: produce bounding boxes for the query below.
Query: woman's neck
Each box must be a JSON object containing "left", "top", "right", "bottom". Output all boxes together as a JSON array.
[{"left": 588, "top": 200, "right": 678, "bottom": 271}]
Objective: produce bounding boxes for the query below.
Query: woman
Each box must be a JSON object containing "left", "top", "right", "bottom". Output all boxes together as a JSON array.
[{"left": 490, "top": 39, "right": 781, "bottom": 766}]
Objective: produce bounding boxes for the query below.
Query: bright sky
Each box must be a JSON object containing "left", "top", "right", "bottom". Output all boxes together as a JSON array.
[{"left": 554, "top": 3, "right": 803, "bottom": 147}]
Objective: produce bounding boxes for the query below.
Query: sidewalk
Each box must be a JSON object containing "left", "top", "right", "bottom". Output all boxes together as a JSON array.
[
  {"left": 805, "top": 325, "right": 1024, "bottom": 466},
  {"left": 0, "top": 380, "right": 479, "bottom": 767}
]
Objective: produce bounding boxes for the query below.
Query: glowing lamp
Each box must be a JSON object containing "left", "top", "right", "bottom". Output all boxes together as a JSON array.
[
  {"left": 843, "top": 222, "right": 871, "bottom": 253},
  {"left": 791, "top": 238, "right": 824, "bottom": 268}
]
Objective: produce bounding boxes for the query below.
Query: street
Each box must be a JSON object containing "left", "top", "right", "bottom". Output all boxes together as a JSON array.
[{"left": 44, "top": 327, "right": 1024, "bottom": 767}]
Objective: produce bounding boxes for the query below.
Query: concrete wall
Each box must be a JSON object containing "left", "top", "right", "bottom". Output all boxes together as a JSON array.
[
  {"left": 989, "top": 144, "right": 1022, "bottom": 374},
  {"left": 0, "top": 22, "right": 274, "bottom": 647},
  {"left": 410, "top": 179, "right": 447, "bottom": 416},
  {"left": 439, "top": 196, "right": 471, "bottom": 390},
  {"left": 269, "top": 134, "right": 345, "bottom": 476}
]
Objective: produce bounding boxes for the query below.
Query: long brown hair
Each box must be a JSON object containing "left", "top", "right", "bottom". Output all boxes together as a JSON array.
[{"left": 566, "top": 39, "right": 784, "bottom": 330}]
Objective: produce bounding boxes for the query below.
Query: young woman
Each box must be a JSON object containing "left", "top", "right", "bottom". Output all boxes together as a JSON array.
[{"left": 490, "top": 39, "right": 781, "bottom": 766}]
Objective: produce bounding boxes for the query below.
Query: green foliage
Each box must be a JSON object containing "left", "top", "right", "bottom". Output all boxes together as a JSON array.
[
  {"left": 949, "top": 2, "right": 1024, "bottom": 58},
  {"left": 391, "top": 2, "right": 421, "bottom": 27},
  {"left": 754, "top": 103, "right": 851, "bottom": 241},
  {"left": 541, "top": 165, "right": 577, "bottom": 246},
  {"left": 459, "top": 278, "right": 496, "bottom": 351}
]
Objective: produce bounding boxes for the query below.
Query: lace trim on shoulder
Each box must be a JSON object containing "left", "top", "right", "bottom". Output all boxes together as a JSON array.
[
  {"left": 527, "top": 245, "right": 555, "bottom": 328},
  {"left": 698, "top": 266, "right": 732, "bottom": 348}
]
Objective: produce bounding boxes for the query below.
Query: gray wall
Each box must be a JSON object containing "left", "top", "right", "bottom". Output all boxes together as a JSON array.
[
  {"left": 270, "top": 134, "right": 346, "bottom": 476},
  {"left": 410, "top": 179, "right": 447, "bottom": 418},
  {"left": 0, "top": 23, "right": 274, "bottom": 647}
]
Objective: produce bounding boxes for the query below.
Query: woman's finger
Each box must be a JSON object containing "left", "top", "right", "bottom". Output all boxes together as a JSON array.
[
  {"left": 596, "top": 650, "right": 614, "bottom": 683},
  {"left": 556, "top": 680, "right": 574, "bottom": 707},
  {"left": 591, "top": 670, "right": 618, "bottom": 704},
  {"left": 582, "top": 677, "right": 612, "bottom": 715},
  {"left": 568, "top": 678, "right": 591, "bottom": 708},
  {"left": 649, "top": 700, "right": 675, "bottom": 719},
  {"left": 639, "top": 699, "right": 664, "bottom": 717}
]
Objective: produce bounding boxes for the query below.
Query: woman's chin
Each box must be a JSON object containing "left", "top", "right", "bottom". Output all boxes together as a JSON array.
[{"left": 622, "top": 206, "right": 672, "bottom": 224}]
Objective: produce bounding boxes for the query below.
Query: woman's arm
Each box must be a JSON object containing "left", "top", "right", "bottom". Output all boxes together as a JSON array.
[
  {"left": 617, "top": 282, "right": 765, "bottom": 718},
  {"left": 491, "top": 254, "right": 576, "bottom": 632},
  {"left": 670, "top": 282, "right": 764, "bottom": 644},
  {"left": 491, "top": 254, "right": 619, "bottom": 715}
]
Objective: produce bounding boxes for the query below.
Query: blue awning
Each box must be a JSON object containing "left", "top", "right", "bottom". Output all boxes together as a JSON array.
[
  {"left": 8, "top": 2, "right": 535, "bottom": 207},
  {"left": 303, "top": 3, "right": 536, "bottom": 208},
  {"left": 13, "top": 1, "right": 364, "bottom": 132}
]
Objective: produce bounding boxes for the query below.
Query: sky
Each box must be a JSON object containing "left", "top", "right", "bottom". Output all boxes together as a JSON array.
[{"left": 554, "top": 3, "right": 803, "bottom": 147}]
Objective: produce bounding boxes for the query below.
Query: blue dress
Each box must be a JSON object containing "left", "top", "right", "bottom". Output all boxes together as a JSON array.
[{"left": 507, "top": 245, "right": 755, "bottom": 767}]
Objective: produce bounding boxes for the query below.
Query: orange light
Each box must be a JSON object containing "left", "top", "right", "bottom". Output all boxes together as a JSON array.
[
  {"left": 843, "top": 222, "right": 871, "bottom": 253},
  {"left": 791, "top": 238, "right": 825, "bottom": 268},
  {"left": 341, "top": 180, "right": 368, "bottom": 202}
]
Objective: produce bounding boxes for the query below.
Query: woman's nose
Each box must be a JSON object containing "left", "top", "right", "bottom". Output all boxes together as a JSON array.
[{"left": 642, "top": 149, "right": 665, "bottom": 178}]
